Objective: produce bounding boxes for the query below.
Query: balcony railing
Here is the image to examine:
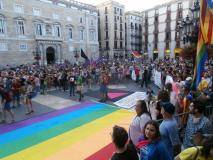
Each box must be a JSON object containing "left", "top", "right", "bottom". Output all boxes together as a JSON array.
[{"left": 35, "top": 35, "right": 63, "bottom": 41}]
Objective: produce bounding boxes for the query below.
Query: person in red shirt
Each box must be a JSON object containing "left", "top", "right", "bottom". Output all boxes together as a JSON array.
[{"left": 135, "top": 67, "right": 140, "bottom": 83}]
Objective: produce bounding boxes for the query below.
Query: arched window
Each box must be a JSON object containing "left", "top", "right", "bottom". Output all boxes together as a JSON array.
[{"left": 68, "top": 27, "right": 72, "bottom": 40}]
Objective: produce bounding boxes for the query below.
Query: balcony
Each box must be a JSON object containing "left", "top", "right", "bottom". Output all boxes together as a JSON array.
[{"left": 35, "top": 35, "right": 63, "bottom": 42}]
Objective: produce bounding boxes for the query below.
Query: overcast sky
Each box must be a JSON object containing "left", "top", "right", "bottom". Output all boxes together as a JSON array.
[{"left": 78, "top": 0, "right": 172, "bottom": 11}]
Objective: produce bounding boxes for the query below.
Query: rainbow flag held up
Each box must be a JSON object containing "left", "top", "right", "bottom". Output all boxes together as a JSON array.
[
  {"left": 193, "top": 0, "right": 213, "bottom": 88},
  {"left": 131, "top": 51, "right": 142, "bottom": 58}
]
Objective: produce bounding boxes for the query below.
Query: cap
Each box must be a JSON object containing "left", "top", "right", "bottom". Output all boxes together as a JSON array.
[{"left": 160, "top": 102, "right": 175, "bottom": 115}]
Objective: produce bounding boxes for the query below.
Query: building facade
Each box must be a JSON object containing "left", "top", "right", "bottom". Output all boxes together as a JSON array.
[
  {"left": 141, "top": 0, "right": 193, "bottom": 59},
  {"left": 0, "top": 0, "right": 99, "bottom": 65},
  {"left": 125, "top": 11, "right": 142, "bottom": 56},
  {"left": 97, "top": 0, "right": 125, "bottom": 58}
]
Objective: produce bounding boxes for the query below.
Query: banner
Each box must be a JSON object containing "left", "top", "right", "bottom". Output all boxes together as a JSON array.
[
  {"left": 114, "top": 92, "right": 147, "bottom": 109},
  {"left": 165, "top": 75, "right": 174, "bottom": 84},
  {"left": 154, "top": 70, "right": 162, "bottom": 88}
]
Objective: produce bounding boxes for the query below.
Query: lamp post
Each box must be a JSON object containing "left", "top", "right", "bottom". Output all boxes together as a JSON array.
[{"left": 177, "top": 0, "right": 200, "bottom": 45}]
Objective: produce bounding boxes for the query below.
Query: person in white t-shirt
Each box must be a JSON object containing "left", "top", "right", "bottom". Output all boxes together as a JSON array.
[{"left": 129, "top": 100, "right": 151, "bottom": 146}]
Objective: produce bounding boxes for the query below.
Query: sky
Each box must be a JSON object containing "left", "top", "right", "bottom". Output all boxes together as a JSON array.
[{"left": 78, "top": 0, "right": 172, "bottom": 11}]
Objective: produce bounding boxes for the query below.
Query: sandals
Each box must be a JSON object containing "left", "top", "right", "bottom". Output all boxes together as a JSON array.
[{"left": 25, "top": 110, "right": 34, "bottom": 115}]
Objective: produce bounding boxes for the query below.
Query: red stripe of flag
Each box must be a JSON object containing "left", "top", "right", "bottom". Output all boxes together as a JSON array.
[
  {"left": 85, "top": 143, "right": 115, "bottom": 160},
  {"left": 207, "top": 11, "right": 213, "bottom": 43},
  {"left": 201, "top": 0, "right": 207, "bottom": 25}
]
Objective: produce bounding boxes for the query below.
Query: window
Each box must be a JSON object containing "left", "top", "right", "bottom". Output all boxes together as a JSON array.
[
  {"left": 17, "top": 20, "right": 25, "bottom": 35},
  {"left": 106, "top": 41, "right": 109, "bottom": 49},
  {"left": 178, "top": 3, "right": 182, "bottom": 9},
  {"left": 114, "top": 31, "right": 117, "bottom": 39},
  {"left": 105, "top": 7, "right": 108, "bottom": 14},
  {"left": 120, "top": 9, "right": 122, "bottom": 16},
  {"left": 120, "top": 41, "right": 123, "bottom": 48},
  {"left": 120, "top": 24, "right": 122, "bottom": 30},
  {"left": 120, "top": 17, "right": 122, "bottom": 23},
  {"left": 114, "top": 41, "right": 117, "bottom": 49},
  {"left": 33, "top": 8, "right": 41, "bottom": 16},
  {"left": 105, "top": 15, "right": 108, "bottom": 22},
  {"left": 79, "top": 30, "right": 84, "bottom": 40},
  {"left": 0, "top": 43, "right": 8, "bottom": 51},
  {"left": 0, "top": 18, "right": 6, "bottom": 35},
  {"left": 120, "top": 32, "right": 122, "bottom": 39},
  {"left": 90, "top": 19, "right": 94, "bottom": 26},
  {"left": 90, "top": 30, "right": 95, "bottom": 41},
  {"left": 19, "top": 44, "right": 27, "bottom": 51},
  {"left": 54, "top": 25, "right": 61, "bottom": 37},
  {"left": 36, "top": 23, "right": 43, "bottom": 35},
  {"left": 53, "top": 13, "right": 59, "bottom": 19},
  {"left": 114, "top": 7, "right": 116, "bottom": 14},
  {"left": 68, "top": 28, "right": 72, "bottom": 39},
  {"left": 0, "top": 0, "right": 3, "bottom": 10},
  {"left": 14, "top": 4, "right": 24, "bottom": 13},
  {"left": 80, "top": 17, "right": 83, "bottom": 23},
  {"left": 105, "top": 31, "right": 108, "bottom": 39}
]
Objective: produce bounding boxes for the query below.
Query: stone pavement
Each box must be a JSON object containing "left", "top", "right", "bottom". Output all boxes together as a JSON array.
[{"left": 0, "top": 80, "right": 159, "bottom": 124}]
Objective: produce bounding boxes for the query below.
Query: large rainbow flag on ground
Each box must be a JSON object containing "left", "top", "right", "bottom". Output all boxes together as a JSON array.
[
  {"left": 0, "top": 101, "right": 134, "bottom": 160},
  {"left": 193, "top": 0, "right": 213, "bottom": 88}
]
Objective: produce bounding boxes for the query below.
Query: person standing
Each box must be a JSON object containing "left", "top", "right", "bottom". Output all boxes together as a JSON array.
[
  {"left": 1, "top": 88, "right": 15, "bottom": 123},
  {"left": 69, "top": 72, "right": 76, "bottom": 97},
  {"left": 129, "top": 100, "right": 151, "bottom": 146},
  {"left": 138, "top": 121, "right": 172, "bottom": 160},
  {"left": 25, "top": 81, "right": 34, "bottom": 114},
  {"left": 99, "top": 72, "right": 109, "bottom": 102},
  {"left": 183, "top": 100, "right": 212, "bottom": 149},
  {"left": 76, "top": 74, "right": 83, "bottom": 101},
  {"left": 111, "top": 125, "right": 139, "bottom": 160},
  {"left": 160, "top": 102, "right": 181, "bottom": 158}
]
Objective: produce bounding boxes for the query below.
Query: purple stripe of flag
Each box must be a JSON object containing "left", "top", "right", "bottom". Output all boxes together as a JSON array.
[{"left": 0, "top": 101, "right": 95, "bottom": 135}]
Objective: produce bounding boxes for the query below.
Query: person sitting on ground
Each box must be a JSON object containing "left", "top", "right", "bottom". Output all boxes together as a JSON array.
[{"left": 111, "top": 125, "right": 139, "bottom": 160}]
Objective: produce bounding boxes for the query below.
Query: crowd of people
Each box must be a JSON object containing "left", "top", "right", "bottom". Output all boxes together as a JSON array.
[
  {"left": 110, "top": 58, "right": 213, "bottom": 160},
  {"left": 0, "top": 57, "right": 212, "bottom": 160}
]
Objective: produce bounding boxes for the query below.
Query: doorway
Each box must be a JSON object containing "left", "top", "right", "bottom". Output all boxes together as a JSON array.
[{"left": 46, "top": 47, "right": 55, "bottom": 64}]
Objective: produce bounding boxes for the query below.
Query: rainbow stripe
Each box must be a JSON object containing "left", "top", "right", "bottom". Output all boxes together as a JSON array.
[
  {"left": 0, "top": 101, "right": 134, "bottom": 160},
  {"left": 193, "top": 0, "right": 213, "bottom": 88}
]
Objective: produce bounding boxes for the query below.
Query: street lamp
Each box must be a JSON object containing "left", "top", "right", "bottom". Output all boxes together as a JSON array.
[{"left": 177, "top": 0, "right": 200, "bottom": 45}]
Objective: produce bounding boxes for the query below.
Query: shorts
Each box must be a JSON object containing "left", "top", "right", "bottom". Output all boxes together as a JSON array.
[
  {"left": 4, "top": 102, "right": 11, "bottom": 110},
  {"left": 100, "top": 85, "right": 108, "bottom": 94}
]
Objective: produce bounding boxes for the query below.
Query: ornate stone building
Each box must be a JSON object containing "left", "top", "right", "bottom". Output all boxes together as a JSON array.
[{"left": 0, "top": 0, "right": 99, "bottom": 65}]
